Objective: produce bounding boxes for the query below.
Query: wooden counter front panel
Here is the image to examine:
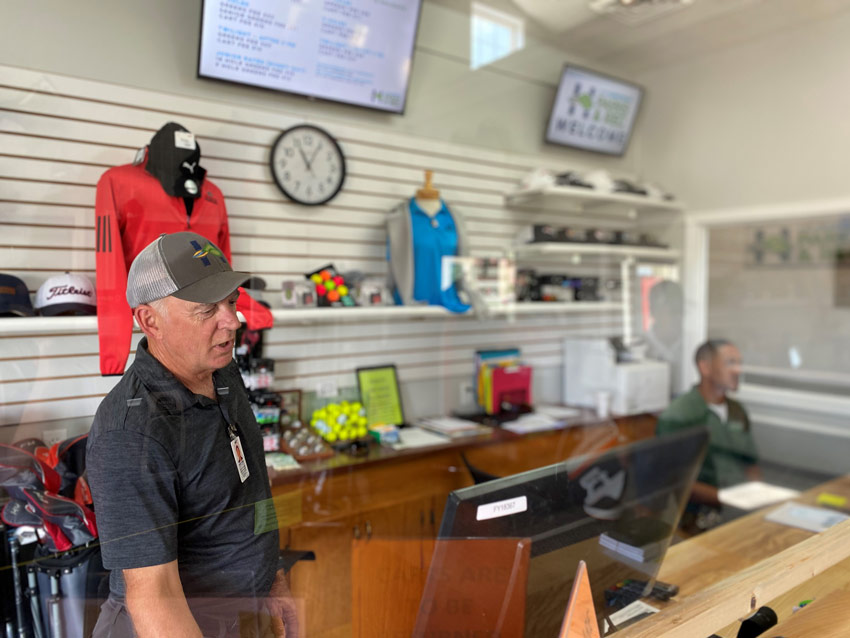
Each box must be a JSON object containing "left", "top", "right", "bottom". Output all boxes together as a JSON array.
[{"left": 279, "top": 416, "right": 656, "bottom": 637}]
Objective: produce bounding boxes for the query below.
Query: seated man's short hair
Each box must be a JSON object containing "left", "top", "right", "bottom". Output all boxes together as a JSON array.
[{"left": 694, "top": 339, "right": 732, "bottom": 366}]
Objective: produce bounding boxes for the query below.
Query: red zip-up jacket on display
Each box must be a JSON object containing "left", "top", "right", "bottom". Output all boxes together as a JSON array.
[{"left": 95, "top": 158, "right": 272, "bottom": 376}]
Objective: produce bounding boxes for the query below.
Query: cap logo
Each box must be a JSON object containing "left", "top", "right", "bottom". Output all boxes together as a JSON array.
[
  {"left": 46, "top": 285, "right": 92, "bottom": 301},
  {"left": 190, "top": 240, "right": 226, "bottom": 267}
]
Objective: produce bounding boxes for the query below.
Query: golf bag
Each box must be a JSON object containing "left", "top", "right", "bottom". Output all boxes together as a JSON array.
[{"left": 33, "top": 544, "right": 107, "bottom": 638}]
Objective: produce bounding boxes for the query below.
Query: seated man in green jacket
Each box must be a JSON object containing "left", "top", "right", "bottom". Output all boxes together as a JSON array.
[{"left": 656, "top": 339, "right": 759, "bottom": 512}]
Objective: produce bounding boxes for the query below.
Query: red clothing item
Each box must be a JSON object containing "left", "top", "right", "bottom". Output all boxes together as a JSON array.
[{"left": 95, "top": 160, "right": 272, "bottom": 376}]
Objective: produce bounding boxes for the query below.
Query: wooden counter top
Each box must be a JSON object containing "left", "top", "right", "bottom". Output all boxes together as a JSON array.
[
  {"left": 268, "top": 410, "right": 646, "bottom": 486},
  {"left": 618, "top": 475, "right": 850, "bottom": 638}
]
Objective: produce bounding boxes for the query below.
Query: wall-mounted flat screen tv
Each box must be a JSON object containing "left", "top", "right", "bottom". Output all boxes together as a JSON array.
[
  {"left": 198, "top": 0, "right": 423, "bottom": 114},
  {"left": 545, "top": 65, "right": 643, "bottom": 156}
]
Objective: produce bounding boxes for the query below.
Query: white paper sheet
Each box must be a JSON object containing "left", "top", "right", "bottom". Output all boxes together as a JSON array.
[
  {"left": 502, "top": 413, "right": 565, "bottom": 434},
  {"left": 765, "top": 502, "right": 850, "bottom": 533},
  {"left": 603, "top": 600, "right": 659, "bottom": 632},
  {"left": 534, "top": 405, "right": 583, "bottom": 419},
  {"left": 417, "top": 416, "right": 481, "bottom": 433},
  {"left": 718, "top": 481, "right": 800, "bottom": 510}
]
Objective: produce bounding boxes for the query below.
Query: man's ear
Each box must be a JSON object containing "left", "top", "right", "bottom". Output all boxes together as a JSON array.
[
  {"left": 696, "top": 358, "right": 712, "bottom": 379},
  {"left": 133, "top": 305, "right": 162, "bottom": 340}
]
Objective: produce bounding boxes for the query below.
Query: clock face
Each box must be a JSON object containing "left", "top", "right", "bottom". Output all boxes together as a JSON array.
[{"left": 270, "top": 124, "right": 346, "bottom": 206}]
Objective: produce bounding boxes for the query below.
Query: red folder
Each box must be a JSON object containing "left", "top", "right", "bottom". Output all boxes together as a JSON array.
[{"left": 490, "top": 365, "right": 532, "bottom": 414}]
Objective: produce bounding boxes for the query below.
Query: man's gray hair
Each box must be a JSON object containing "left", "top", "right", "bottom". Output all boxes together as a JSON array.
[{"left": 147, "top": 297, "right": 169, "bottom": 317}]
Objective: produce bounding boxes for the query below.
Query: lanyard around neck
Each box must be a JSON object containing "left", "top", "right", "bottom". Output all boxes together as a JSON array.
[{"left": 216, "top": 385, "right": 239, "bottom": 441}]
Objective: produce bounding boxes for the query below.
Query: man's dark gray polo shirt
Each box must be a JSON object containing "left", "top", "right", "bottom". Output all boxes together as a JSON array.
[{"left": 87, "top": 338, "right": 279, "bottom": 604}]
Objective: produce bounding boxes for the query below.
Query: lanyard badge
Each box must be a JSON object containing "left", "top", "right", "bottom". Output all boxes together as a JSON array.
[
  {"left": 230, "top": 434, "right": 250, "bottom": 484},
  {"left": 219, "top": 395, "right": 250, "bottom": 484}
]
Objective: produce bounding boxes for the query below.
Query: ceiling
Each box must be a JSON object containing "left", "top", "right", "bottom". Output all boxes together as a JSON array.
[{"left": 510, "top": 0, "right": 850, "bottom": 75}]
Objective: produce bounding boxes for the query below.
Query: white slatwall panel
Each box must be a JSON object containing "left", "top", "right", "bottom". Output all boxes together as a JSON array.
[{"left": 0, "top": 64, "right": 631, "bottom": 433}]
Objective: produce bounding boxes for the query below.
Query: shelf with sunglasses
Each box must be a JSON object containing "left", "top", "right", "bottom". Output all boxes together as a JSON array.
[{"left": 503, "top": 169, "right": 684, "bottom": 218}]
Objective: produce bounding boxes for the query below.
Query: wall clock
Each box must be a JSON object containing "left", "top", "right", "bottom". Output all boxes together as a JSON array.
[{"left": 270, "top": 124, "right": 346, "bottom": 206}]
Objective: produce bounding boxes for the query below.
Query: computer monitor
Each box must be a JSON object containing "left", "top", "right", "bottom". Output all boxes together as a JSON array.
[{"left": 430, "top": 428, "right": 709, "bottom": 635}]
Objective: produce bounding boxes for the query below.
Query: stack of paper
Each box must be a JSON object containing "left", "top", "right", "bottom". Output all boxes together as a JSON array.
[
  {"left": 390, "top": 426, "right": 451, "bottom": 450},
  {"left": 597, "top": 518, "right": 671, "bottom": 563},
  {"left": 417, "top": 416, "right": 490, "bottom": 438},
  {"left": 502, "top": 405, "right": 582, "bottom": 434},
  {"left": 599, "top": 533, "right": 667, "bottom": 563},
  {"left": 264, "top": 453, "right": 301, "bottom": 471}
]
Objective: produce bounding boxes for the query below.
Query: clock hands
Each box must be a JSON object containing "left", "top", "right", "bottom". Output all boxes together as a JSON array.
[
  {"left": 308, "top": 143, "right": 323, "bottom": 169},
  {"left": 297, "top": 147, "right": 314, "bottom": 175},
  {"left": 296, "top": 141, "right": 325, "bottom": 176}
]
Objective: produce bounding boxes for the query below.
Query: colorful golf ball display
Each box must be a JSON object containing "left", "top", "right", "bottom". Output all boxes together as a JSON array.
[
  {"left": 304, "top": 264, "right": 357, "bottom": 307},
  {"left": 310, "top": 401, "right": 369, "bottom": 442}
]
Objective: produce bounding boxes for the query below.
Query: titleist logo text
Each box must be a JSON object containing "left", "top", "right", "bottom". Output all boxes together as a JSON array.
[{"left": 46, "top": 285, "right": 92, "bottom": 300}]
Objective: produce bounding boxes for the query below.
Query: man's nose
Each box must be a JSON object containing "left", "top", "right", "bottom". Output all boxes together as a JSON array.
[{"left": 219, "top": 304, "right": 241, "bottom": 330}]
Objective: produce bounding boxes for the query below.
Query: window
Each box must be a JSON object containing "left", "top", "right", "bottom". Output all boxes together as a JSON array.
[
  {"left": 708, "top": 214, "right": 850, "bottom": 385},
  {"left": 470, "top": 3, "right": 525, "bottom": 70}
]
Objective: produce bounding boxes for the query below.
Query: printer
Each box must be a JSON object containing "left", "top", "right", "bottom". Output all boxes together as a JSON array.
[{"left": 563, "top": 338, "right": 670, "bottom": 416}]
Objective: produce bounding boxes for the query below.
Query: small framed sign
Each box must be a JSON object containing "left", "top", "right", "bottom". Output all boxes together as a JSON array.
[{"left": 280, "top": 389, "right": 303, "bottom": 424}]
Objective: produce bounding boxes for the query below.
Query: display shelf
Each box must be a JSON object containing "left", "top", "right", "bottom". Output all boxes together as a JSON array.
[
  {"left": 270, "top": 303, "right": 622, "bottom": 323},
  {"left": 0, "top": 302, "right": 622, "bottom": 336},
  {"left": 495, "top": 301, "right": 622, "bottom": 315},
  {"left": 504, "top": 185, "right": 684, "bottom": 217},
  {"left": 512, "top": 242, "right": 680, "bottom": 262},
  {"left": 271, "top": 305, "right": 457, "bottom": 323},
  {"left": 0, "top": 315, "right": 98, "bottom": 336}
]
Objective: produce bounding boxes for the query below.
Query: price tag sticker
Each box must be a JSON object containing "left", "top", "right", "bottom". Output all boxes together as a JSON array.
[{"left": 174, "top": 131, "right": 196, "bottom": 150}]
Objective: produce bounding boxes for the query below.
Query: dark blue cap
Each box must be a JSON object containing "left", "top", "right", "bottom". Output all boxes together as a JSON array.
[{"left": 0, "top": 274, "right": 35, "bottom": 317}]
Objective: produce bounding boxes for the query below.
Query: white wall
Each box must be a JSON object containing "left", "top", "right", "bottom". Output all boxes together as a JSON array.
[
  {"left": 635, "top": 8, "right": 850, "bottom": 475},
  {"left": 0, "top": 0, "right": 635, "bottom": 173},
  {"left": 632, "top": 6, "right": 850, "bottom": 211}
]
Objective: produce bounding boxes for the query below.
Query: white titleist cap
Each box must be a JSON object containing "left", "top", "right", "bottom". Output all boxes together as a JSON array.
[{"left": 35, "top": 272, "right": 97, "bottom": 316}]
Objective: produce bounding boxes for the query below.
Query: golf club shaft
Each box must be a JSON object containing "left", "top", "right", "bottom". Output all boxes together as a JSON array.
[
  {"left": 25, "top": 569, "right": 43, "bottom": 638},
  {"left": 8, "top": 536, "right": 27, "bottom": 638},
  {"left": 47, "top": 575, "right": 63, "bottom": 638}
]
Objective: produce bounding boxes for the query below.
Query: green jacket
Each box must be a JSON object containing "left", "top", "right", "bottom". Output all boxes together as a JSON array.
[{"left": 655, "top": 387, "right": 758, "bottom": 488}]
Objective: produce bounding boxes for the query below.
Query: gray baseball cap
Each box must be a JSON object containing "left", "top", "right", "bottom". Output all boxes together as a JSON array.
[{"left": 126, "top": 232, "right": 249, "bottom": 307}]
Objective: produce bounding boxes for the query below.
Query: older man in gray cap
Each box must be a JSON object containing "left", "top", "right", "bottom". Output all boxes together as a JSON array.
[{"left": 87, "top": 232, "right": 295, "bottom": 637}]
